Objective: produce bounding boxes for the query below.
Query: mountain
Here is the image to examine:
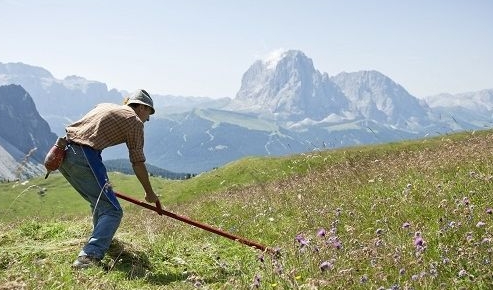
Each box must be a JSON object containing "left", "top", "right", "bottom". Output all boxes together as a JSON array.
[
  {"left": 232, "top": 50, "right": 349, "bottom": 121},
  {"left": 227, "top": 50, "right": 449, "bottom": 147},
  {"left": 425, "top": 89, "right": 493, "bottom": 112},
  {"left": 0, "top": 62, "right": 123, "bottom": 135},
  {"left": 1, "top": 51, "right": 492, "bottom": 174},
  {"left": 423, "top": 89, "right": 493, "bottom": 129},
  {"left": 331, "top": 70, "right": 433, "bottom": 130},
  {"left": 228, "top": 50, "right": 444, "bottom": 136},
  {"left": 152, "top": 94, "right": 232, "bottom": 114},
  {"left": 0, "top": 62, "right": 231, "bottom": 136},
  {"left": 103, "top": 159, "right": 194, "bottom": 180},
  {"left": 0, "top": 84, "right": 57, "bottom": 180},
  {"left": 130, "top": 108, "right": 308, "bottom": 173}
]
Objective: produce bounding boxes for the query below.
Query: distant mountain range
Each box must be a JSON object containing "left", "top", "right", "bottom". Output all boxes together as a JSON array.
[
  {"left": 1, "top": 50, "right": 492, "bottom": 177},
  {"left": 103, "top": 159, "right": 194, "bottom": 179},
  {"left": 0, "top": 85, "right": 193, "bottom": 180}
]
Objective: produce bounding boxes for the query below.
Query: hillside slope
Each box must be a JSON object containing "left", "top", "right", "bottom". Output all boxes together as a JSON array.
[{"left": 1, "top": 129, "right": 493, "bottom": 289}]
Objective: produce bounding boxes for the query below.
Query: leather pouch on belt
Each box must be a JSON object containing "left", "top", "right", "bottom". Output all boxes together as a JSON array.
[{"left": 44, "top": 137, "right": 68, "bottom": 179}]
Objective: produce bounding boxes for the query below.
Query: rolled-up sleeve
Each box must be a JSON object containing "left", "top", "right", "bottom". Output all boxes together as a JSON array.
[{"left": 126, "top": 121, "right": 146, "bottom": 163}]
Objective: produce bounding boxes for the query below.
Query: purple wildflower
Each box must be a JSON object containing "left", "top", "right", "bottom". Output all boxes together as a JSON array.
[
  {"left": 272, "top": 247, "right": 282, "bottom": 258},
  {"left": 414, "top": 232, "right": 425, "bottom": 248},
  {"left": 252, "top": 274, "right": 261, "bottom": 288},
  {"left": 295, "top": 234, "right": 308, "bottom": 248},
  {"left": 326, "top": 235, "right": 343, "bottom": 249},
  {"left": 360, "top": 274, "right": 368, "bottom": 283},
  {"left": 458, "top": 269, "right": 467, "bottom": 278},
  {"left": 295, "top": 234, "right": 304, "bottom": 243},
  {"left": 402, "top": 222, "right": 411, "bottom": 229},
  {"left": 273, "top": 261, "right": 283, "bottom": 274},
  {"left": 335, "top": 208, "right": 342, "bottom": 216},
  {"left": 476, "top": 221, "right": 486, "bottom": 228},
  {"left": 486, "top": 208, "right": 493, "bottom": 214},
  {"left": 466, "top": 232, "right": 474, "bottom": 243},
  {"left": 370, "top": 259, "right": 377, "bottom": 267},
  {"left": 319, "top": 261, "right": 333, "bottom": 271},
  {"left": 332, "top": 240, "right": 342, "bottom": 250},
  {"left": 374, "top": 238, "right": 383, "bottom": 247},
  {"left": 317, "top": 228, "right": 326, "bottom": 237},
  {"left": 429, "top": 268, "right": 438, "bottom": 278},
  {"left": 414, "top": 236, "right": 424, "bottom": 247}
]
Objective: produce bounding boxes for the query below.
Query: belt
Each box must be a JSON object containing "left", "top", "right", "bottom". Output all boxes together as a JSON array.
[{"left": 66, "top": 138, "right": 94, "bottom": 150}]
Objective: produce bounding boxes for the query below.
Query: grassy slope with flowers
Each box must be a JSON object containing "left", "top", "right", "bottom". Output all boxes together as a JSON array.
[{"left": 1, "top": 129, "right": 493, "bottom": 289}]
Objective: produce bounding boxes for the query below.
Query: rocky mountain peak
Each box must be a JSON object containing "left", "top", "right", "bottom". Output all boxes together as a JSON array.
[
  {"left": 236, "top": 50, "right": 314, "bottom": 102},
  {"left": 233, "top": 49, "right": 348, "bottom": 121},
  {"left": 331, "top": 70, "right": 431, "bottom": 128},
  {"left": 262, "top": 49, "right": 314, "bottom": 72}
]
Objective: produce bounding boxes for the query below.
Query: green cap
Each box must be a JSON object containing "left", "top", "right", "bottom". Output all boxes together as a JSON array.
[{"left": 126, "top": 89, "right": 155, "bottom": 114}]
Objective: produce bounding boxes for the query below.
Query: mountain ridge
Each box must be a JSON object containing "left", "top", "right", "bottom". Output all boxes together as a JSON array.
[{"left": 1, "top": 50, "right": 492, "bottom": 174}]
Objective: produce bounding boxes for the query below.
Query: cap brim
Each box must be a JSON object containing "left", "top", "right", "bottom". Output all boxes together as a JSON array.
[{"left": 127, "top": 100, "right": 155, "bottom": 114}]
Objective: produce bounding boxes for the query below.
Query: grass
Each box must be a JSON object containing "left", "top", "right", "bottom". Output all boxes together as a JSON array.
[{"left": 1, "top": 129, "right": 493, "bottom": 289}]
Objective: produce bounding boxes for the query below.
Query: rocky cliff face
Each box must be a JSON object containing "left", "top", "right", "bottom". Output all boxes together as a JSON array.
[
  {"left": 0, "top": 84, "right": 57, "bottom": 179},
  {"left": 231, "top": 50, "right": 433, "bottom": 131},
  {"left": 234, "top": 50, "right": 349, "bottom": 121},
  {"left": 331, "top": 70, "right": 433, "bottom": 130}
]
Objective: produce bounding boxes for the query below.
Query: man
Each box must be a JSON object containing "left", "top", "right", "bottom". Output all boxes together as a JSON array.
[{"left": 59, "top": 89, "right": 160, "bottom": 269}]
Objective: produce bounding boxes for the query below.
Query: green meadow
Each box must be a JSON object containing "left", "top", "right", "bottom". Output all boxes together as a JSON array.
[{"left": 1, "top": 130, "right": 493, "bottom": 289}]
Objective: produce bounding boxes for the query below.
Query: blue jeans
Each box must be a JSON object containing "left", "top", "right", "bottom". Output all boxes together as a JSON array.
[{"left": 59, "top": 143, "right": 123, "bottom": 260}]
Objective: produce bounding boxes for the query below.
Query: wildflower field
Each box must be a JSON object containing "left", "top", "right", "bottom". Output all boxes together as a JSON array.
[{"left": 1, "top": 130, "right": 493, "bottom": 289}]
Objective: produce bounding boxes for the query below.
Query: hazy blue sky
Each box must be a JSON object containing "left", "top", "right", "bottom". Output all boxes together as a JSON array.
[{"left": 1, "top": 0, "right": 491, "bottom": 98}]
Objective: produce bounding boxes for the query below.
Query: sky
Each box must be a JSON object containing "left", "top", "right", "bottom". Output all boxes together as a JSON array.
[{"left": 1, "top": 0, "right": 492, "bottom": 99}]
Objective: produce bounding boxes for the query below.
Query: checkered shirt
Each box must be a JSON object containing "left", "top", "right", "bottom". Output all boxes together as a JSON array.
[{"left": 65, "top": 103, "right": 146, "bottom": 163}]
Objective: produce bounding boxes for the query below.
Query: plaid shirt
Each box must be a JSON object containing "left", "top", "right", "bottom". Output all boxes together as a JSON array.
[{"left": 65, "top": 103, "right": 146, "bottom": 163}]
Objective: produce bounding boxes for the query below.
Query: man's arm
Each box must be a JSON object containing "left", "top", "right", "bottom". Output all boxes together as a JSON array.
[{"left": 132, "top": 161, "right": 159, "bottom": 203}]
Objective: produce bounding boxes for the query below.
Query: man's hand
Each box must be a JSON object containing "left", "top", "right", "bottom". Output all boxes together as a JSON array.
[
  {"left": 133, "top": 162, "right": 159, "bottom": 203},
  {"left": 145, "top": 191, "right": 159, "bottom": 203}
]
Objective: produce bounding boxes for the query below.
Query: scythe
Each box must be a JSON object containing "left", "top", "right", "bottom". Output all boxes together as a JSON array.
[{"left": 115, "top": 191, "right": 271, "bottom": 253}]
